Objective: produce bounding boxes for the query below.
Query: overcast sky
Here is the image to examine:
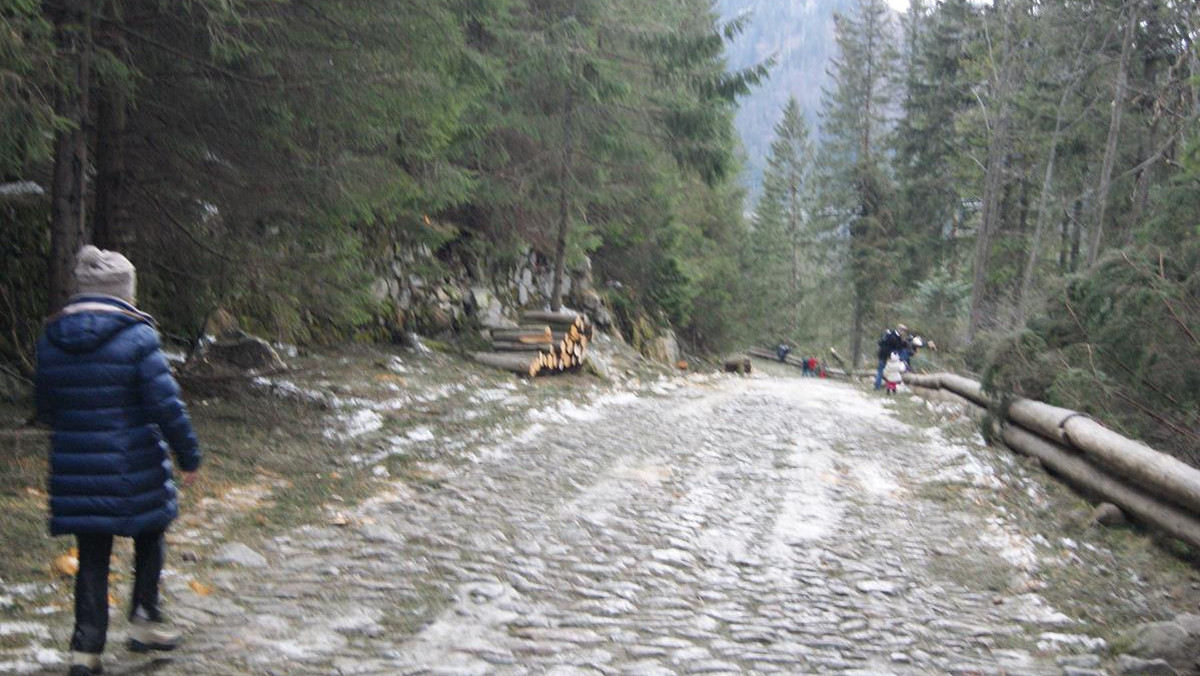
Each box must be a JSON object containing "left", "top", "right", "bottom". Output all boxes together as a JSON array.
[{"left": 886, "top": 0, "right": 910, "bottom": 11}]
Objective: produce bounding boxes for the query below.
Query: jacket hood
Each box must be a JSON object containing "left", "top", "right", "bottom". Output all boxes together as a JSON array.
[{"left": 45, "top": 296, "right": 154, "bottom": 354}]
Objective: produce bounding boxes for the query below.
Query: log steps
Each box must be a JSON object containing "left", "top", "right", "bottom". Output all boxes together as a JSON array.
[{"left": 473, "top": 311, "right": 593, "bottom": 377}]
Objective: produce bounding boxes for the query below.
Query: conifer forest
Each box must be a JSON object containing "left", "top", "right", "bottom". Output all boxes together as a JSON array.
[{"left": 2, "top": 0, "right": 1199, "bottom": 461}]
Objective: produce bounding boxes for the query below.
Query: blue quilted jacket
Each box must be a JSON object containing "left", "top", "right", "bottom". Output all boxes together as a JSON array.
[{"left": 36, "top": 296, "right": 201, "bottom": 536}]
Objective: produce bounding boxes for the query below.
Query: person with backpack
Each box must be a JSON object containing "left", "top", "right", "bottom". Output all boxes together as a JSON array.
[
  {"left": 36, "top": 246, "right": 202, "bottom": 676},
  {"left": 776, "top": 342, "right": 791, "bottom": 363},
  {"left": 875, "top": 324, "right": 908, "bottom": 390}
]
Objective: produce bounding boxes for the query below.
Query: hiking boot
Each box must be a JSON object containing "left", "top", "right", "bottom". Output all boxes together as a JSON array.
[
  {"left": 127, "top": 615, "right": 181, "bottom": 652},
  {"left": 68, "top": 652, "right": 102, "bottom": 675}
]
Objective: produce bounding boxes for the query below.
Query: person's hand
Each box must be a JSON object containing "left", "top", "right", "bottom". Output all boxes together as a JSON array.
[{"left": 180, "top": 470, "right": 199, "bottom": 487}]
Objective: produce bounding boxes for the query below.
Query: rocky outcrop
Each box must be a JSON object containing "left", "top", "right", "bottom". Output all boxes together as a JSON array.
[
  {"left": 1120, "top": 613, "right": 1200, "bottom": 675},
  {"left": 184, "top": 309, "right": 286, "bottom": 376},
  {"left": 371, "top": 245, "right": 614, "bottom": 336},
  {"left": 642, "top": 329, "right": 680, "bottom": 367}
]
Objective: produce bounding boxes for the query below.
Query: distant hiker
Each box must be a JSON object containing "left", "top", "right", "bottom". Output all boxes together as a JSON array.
[
  {"left": 36, "top": 246, "right": 202, "bottom": 676},
  {"left": 883, "top": 352, "right": 904, "bottom": 394},
  {"left": 875, "top": 324, "right": 909, "bottom": 390},
  {"left": 900, "top": 335, "right": 923, "bottom": 370},
  {"left": 776, "top": 343, "right": 791, "bottom": 363},
  {"left": 806, "top": 356, "right": 818, "bottom": 377}
]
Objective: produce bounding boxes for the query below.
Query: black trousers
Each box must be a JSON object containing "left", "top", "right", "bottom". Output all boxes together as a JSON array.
[{"left": 71, "top": 530, "right": 165, "bottom": 654}]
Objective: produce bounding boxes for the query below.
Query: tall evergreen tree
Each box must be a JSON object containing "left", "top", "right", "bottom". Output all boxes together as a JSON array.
[
  {"left": 750, "top": 96, "right": 813, "bottom": 339},
  {"left": 893, "top": 0, "right": 975, "bottom": 283},
  {"left": 817, "top": 0, "right": 899, "bottom": 366}
]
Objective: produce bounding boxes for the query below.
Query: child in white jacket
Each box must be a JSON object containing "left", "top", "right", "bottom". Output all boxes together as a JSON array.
[{"left": 882, "top": 352, "right": 904, "bottom": 394}]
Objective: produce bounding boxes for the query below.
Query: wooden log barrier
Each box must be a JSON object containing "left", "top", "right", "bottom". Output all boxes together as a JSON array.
[
  {"left": 905, "top": 369, "right": 1200, "bottom": 548},
  {"left": 1007, "top": 398, "right": 1200, "bottom": 517},
  {"left": 1002, "top": 425, "right": 1200, "bottom": 550}
]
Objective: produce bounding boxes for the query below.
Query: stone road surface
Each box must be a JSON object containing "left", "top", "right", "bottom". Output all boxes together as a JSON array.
[{"left": 31, "top": 370, "right": 1111, "bottom": 675}]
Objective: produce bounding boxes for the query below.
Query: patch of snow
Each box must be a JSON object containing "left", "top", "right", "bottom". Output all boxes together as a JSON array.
[
  {"left": 407, "top": 333, "right": 432, "bottom": 354},
  {"left": 528, "top": 391, "right": 639, "bottom": 425},
  {"left": 406, "top": 426, "right": 435, "bottom": 442},
  {"left": 0, "top": 181, "right": 44, "bottom": 196},
  {"left": 0, "top": 622, "right": 51, "bottom": 640},
  {"left": 769, "top": 446, "right": 841, "bottom": 551},
  {"left": 471, "top": 388, "right": 517, "bottom": 404},
  {"left": 1008, "top": 594, "right": 1074, "bottom": 626},
  {"left": 272, "top": 342, "right": 299, "bottom": 359},
  {"left": 851, "top": 461, "right": 900, "bottom": 497},
  {"left": 0, "top": 660, "right": 47, "bottom": 675},
  {"left": 1036, "top": 632, "right": 1106, "bottom": 652},
  {"left": 979, "top": 519, "right": 1040, "bottom": 573},
  {"left": 324, "top": 409, "right": 383, "bottom": 440}
]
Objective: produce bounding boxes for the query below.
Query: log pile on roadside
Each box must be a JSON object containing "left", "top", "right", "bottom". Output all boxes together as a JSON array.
[
  {"left": 905, "top": 371, "right": 1200, "bottom": 551},
  {"left": 473, "top": 311, "right": 593, "bottom": 377}
]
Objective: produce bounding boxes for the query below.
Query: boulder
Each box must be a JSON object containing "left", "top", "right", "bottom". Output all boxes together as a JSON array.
[
  {"left": 580, "top": 289, "right": 602, "bottom": 311},
  {"left": 1122, "top": 615, "right": 1200, "bottom": 675},
  {"left": 642, "top": 330, "right": 680, "bottom": 366},
  {"left": 369, "top": 278, "right": 390, "bottom": 302},
  {"left": 201, "top": 336, "right": 286, "bottom": 372},
  {"left": 201, "top": 308, "right": 243, "bottom": 341},
  {"left": 1091, "top": 502, "right": 1127, "bottom": 527},
  {"left": 1115, "top": 655, "right": 1179, "bottom": 676}
]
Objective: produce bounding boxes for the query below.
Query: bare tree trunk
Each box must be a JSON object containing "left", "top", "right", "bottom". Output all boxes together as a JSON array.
[
  {"left": 1086, "top": 0, "right": 1138, "bottom": 267},
  {"left": 93, "top": 1, "right": 130, "bottom": 253},
  {"left": 1069, "top": 197, "right": 1083, "bottom": 272},
  {"left": 850, "top": 288, "right": 864, "bottom": 369},
  {"left": 1016, "top": 67, "right": 1081, "bottom": 326},
  {"left": 48, "top": 0, "right": 94, "bottom": 313},
  {"left": 968, "top": 104, "right": 1010, "bottom": 340},
  {"left": 1058, "top": 204, "right": 1070, "bottom": 271},
  {"left": 968, "top": 0, "right": 1018, "bottom": 340},
  {"left": 550, "top": 36, "right": 576, "bottom": 313},
  {"left": 94, "top": 56, "right": 130, "bottom": 252}
]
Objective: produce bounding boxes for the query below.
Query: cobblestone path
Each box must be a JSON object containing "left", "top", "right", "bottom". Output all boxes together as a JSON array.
[{"left": 29, "top": 371, "right": 1110, "bottom": 675}]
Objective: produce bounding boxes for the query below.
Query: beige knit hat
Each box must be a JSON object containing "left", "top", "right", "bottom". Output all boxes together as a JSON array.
[{"left": 74, "top": 245, "right": 136, "bottom": 302}]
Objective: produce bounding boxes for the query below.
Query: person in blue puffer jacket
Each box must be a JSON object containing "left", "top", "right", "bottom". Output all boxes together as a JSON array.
[{"left": 36, "top": 246, "right": 202, "bottom": 676}]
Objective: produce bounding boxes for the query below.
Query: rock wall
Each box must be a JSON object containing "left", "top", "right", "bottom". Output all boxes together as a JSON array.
[
  {"left": 368, "top": 244, "right": 683, "bottom": 365},
  {"left": 370, "top": 245, "right": 614, "bottom": 336}
]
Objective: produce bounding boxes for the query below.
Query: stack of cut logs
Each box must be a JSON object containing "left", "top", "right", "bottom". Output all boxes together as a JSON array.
[{"left": 473, "top": 311, "right": 593, "bottom": 377}]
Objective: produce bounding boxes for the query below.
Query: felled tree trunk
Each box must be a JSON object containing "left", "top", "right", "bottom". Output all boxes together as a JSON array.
[
  {"left": 1002, "top": 425, "right": 1200, "bottom": 550},
  {"left": 473, "top": 352, "right": 541, "bottom": 378}
]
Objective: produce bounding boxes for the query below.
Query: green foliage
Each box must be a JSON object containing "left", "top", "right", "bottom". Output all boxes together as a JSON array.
[
  {"left": 901, "top": 265, "right": 970, "bottom": 351},
  {"left": 0, "top": 0, "right": 759, "bottom": 360},
  {"left": 814, "top": 0, "right": 901, "bottom": 364},
  {"left": 0, "top": 0, "right": 56, "bottom": 175},
  {"left": 0, "top": 201, "right": 48, "bottom": 374},
  {"left": 740, "top": 96, "right": 814, "bottom": 344},
  {"left": 984, "top": 245, "right": 1200, "bottom": 461}
]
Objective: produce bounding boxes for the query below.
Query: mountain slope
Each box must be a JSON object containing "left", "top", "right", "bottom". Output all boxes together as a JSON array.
[{"left": 717, "top": 0, "right": 861, "bottom": 196}]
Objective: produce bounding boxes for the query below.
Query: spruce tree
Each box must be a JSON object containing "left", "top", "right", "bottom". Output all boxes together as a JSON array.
[
  {"left": 816, "top": 0, "right": 899, "bottom": 366},
  {"left": 752, "top": 96, "right": 813, "bottom": 339}
]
